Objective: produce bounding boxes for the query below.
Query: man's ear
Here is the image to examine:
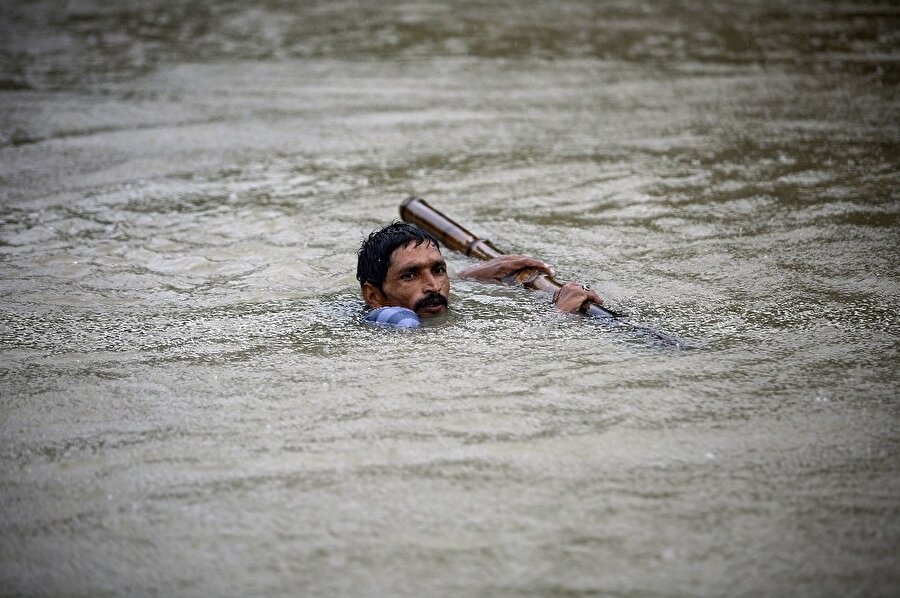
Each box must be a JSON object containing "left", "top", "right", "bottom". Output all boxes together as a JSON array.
[{"left": 361, "top": 282, "right": 386, "bottom": 308}]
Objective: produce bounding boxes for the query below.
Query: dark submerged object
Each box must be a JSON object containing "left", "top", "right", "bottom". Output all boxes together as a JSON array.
[{"left": 400, "top": 196, "right": 691, "bottom": 348}]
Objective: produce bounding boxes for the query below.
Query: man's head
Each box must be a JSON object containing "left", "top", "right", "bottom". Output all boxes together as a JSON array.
[{"left": 357, "top": 222, "right": 450, "bottom": 317}]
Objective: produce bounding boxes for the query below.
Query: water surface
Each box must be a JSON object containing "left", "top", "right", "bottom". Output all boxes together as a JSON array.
[{"left": 1, "top": 1, "right": 898, "bottom": 596}]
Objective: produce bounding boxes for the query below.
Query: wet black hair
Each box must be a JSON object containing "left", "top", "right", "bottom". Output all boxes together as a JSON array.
[{"left": 356, "top": 221, "right": 441, "bottom": 290}]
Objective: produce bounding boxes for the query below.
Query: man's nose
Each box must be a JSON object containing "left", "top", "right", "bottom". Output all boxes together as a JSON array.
[{"left": 422, "top": 271, "right": 439, "bottom": 291}]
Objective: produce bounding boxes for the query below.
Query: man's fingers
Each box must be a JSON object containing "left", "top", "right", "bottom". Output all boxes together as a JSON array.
[
  {"left": 498, "top": 255, "right": 555, "bottom": 276},
  {"left": 520, "top": 258, "right": 554, "bottom": 275},
  {"left": 552, "top": 282, "right": 604, "bottom": 313}
]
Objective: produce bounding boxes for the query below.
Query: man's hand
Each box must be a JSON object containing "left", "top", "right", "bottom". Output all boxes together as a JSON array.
[
  {"left": 552, "top": 282, "right": 604, "bottom": 313},
  {"left": 457, "top": 254, "right": 555, "bottom": 282}
]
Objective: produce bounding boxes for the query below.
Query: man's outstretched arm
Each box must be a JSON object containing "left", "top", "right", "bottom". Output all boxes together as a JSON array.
[
  {"left": 457, "top": 254, "right": 604, "bottom": 313},
  {"left": 457, "top": 254, "right": 554, "bottom": 282}
]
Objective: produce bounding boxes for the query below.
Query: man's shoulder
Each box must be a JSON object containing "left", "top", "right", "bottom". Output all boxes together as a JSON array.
[{"left": 363, "top": 306, "right": 421, "bottom": 328}]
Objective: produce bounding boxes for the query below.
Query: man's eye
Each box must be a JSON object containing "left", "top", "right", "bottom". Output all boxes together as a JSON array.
[
  {"left": 433, "top": 265, "right": 446, "bottom": 274},
  {"left": 400, "top": 272, "right": 415, "bottom": 280}
]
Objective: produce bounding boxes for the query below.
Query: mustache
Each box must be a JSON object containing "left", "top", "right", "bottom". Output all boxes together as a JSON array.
[{"left": 415, "top": 292, "right": 448, "bottom": 311}]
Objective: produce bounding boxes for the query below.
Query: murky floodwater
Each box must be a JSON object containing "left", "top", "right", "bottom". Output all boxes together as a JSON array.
[{"left": 1, "top": 1, "right": 899, "bottom": 596}]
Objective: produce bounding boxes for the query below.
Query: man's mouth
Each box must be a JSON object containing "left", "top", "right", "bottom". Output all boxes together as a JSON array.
[{"left": 415, "top": 292, "right": 448, "bottom": 315}]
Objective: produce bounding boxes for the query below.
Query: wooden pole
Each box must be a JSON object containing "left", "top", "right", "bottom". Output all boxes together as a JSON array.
[
  {"left": 400, "top": 196, "right": 622, "bottom": 319},
  {"left": 399, "top": 195, "right": 690, "bottom": 348}
]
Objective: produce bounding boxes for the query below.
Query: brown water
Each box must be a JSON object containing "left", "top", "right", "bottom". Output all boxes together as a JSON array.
[{"left": 1, "top": 1, "right": 899, "bottom": 596}]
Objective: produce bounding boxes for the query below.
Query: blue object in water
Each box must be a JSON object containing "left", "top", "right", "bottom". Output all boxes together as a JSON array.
[{"left": 363, "top": 306, "right": 421, "bottom": 328}]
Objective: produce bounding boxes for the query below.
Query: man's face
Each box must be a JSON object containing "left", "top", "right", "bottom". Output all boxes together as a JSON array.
[{"left": 363, "top": 241, "right": 450, "bottom": 317}]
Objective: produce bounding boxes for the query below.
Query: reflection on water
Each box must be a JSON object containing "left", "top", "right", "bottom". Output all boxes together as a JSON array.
[{"left": 1, "top": 1, "right": 899, "bottom": 596}]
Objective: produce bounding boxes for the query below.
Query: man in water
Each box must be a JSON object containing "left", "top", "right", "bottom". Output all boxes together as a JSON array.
[{"left": 357, "top": 222, "right": 604, "bottom": 327}]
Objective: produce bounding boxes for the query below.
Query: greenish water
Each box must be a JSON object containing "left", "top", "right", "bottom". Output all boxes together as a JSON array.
[{"left": 1, "top": 1, "right": 898, "bottom": 596}]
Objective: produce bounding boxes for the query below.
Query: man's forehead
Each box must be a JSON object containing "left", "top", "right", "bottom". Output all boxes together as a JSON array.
[{"left": 389, "top": 241, "right": 442, "bottom": 266}]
